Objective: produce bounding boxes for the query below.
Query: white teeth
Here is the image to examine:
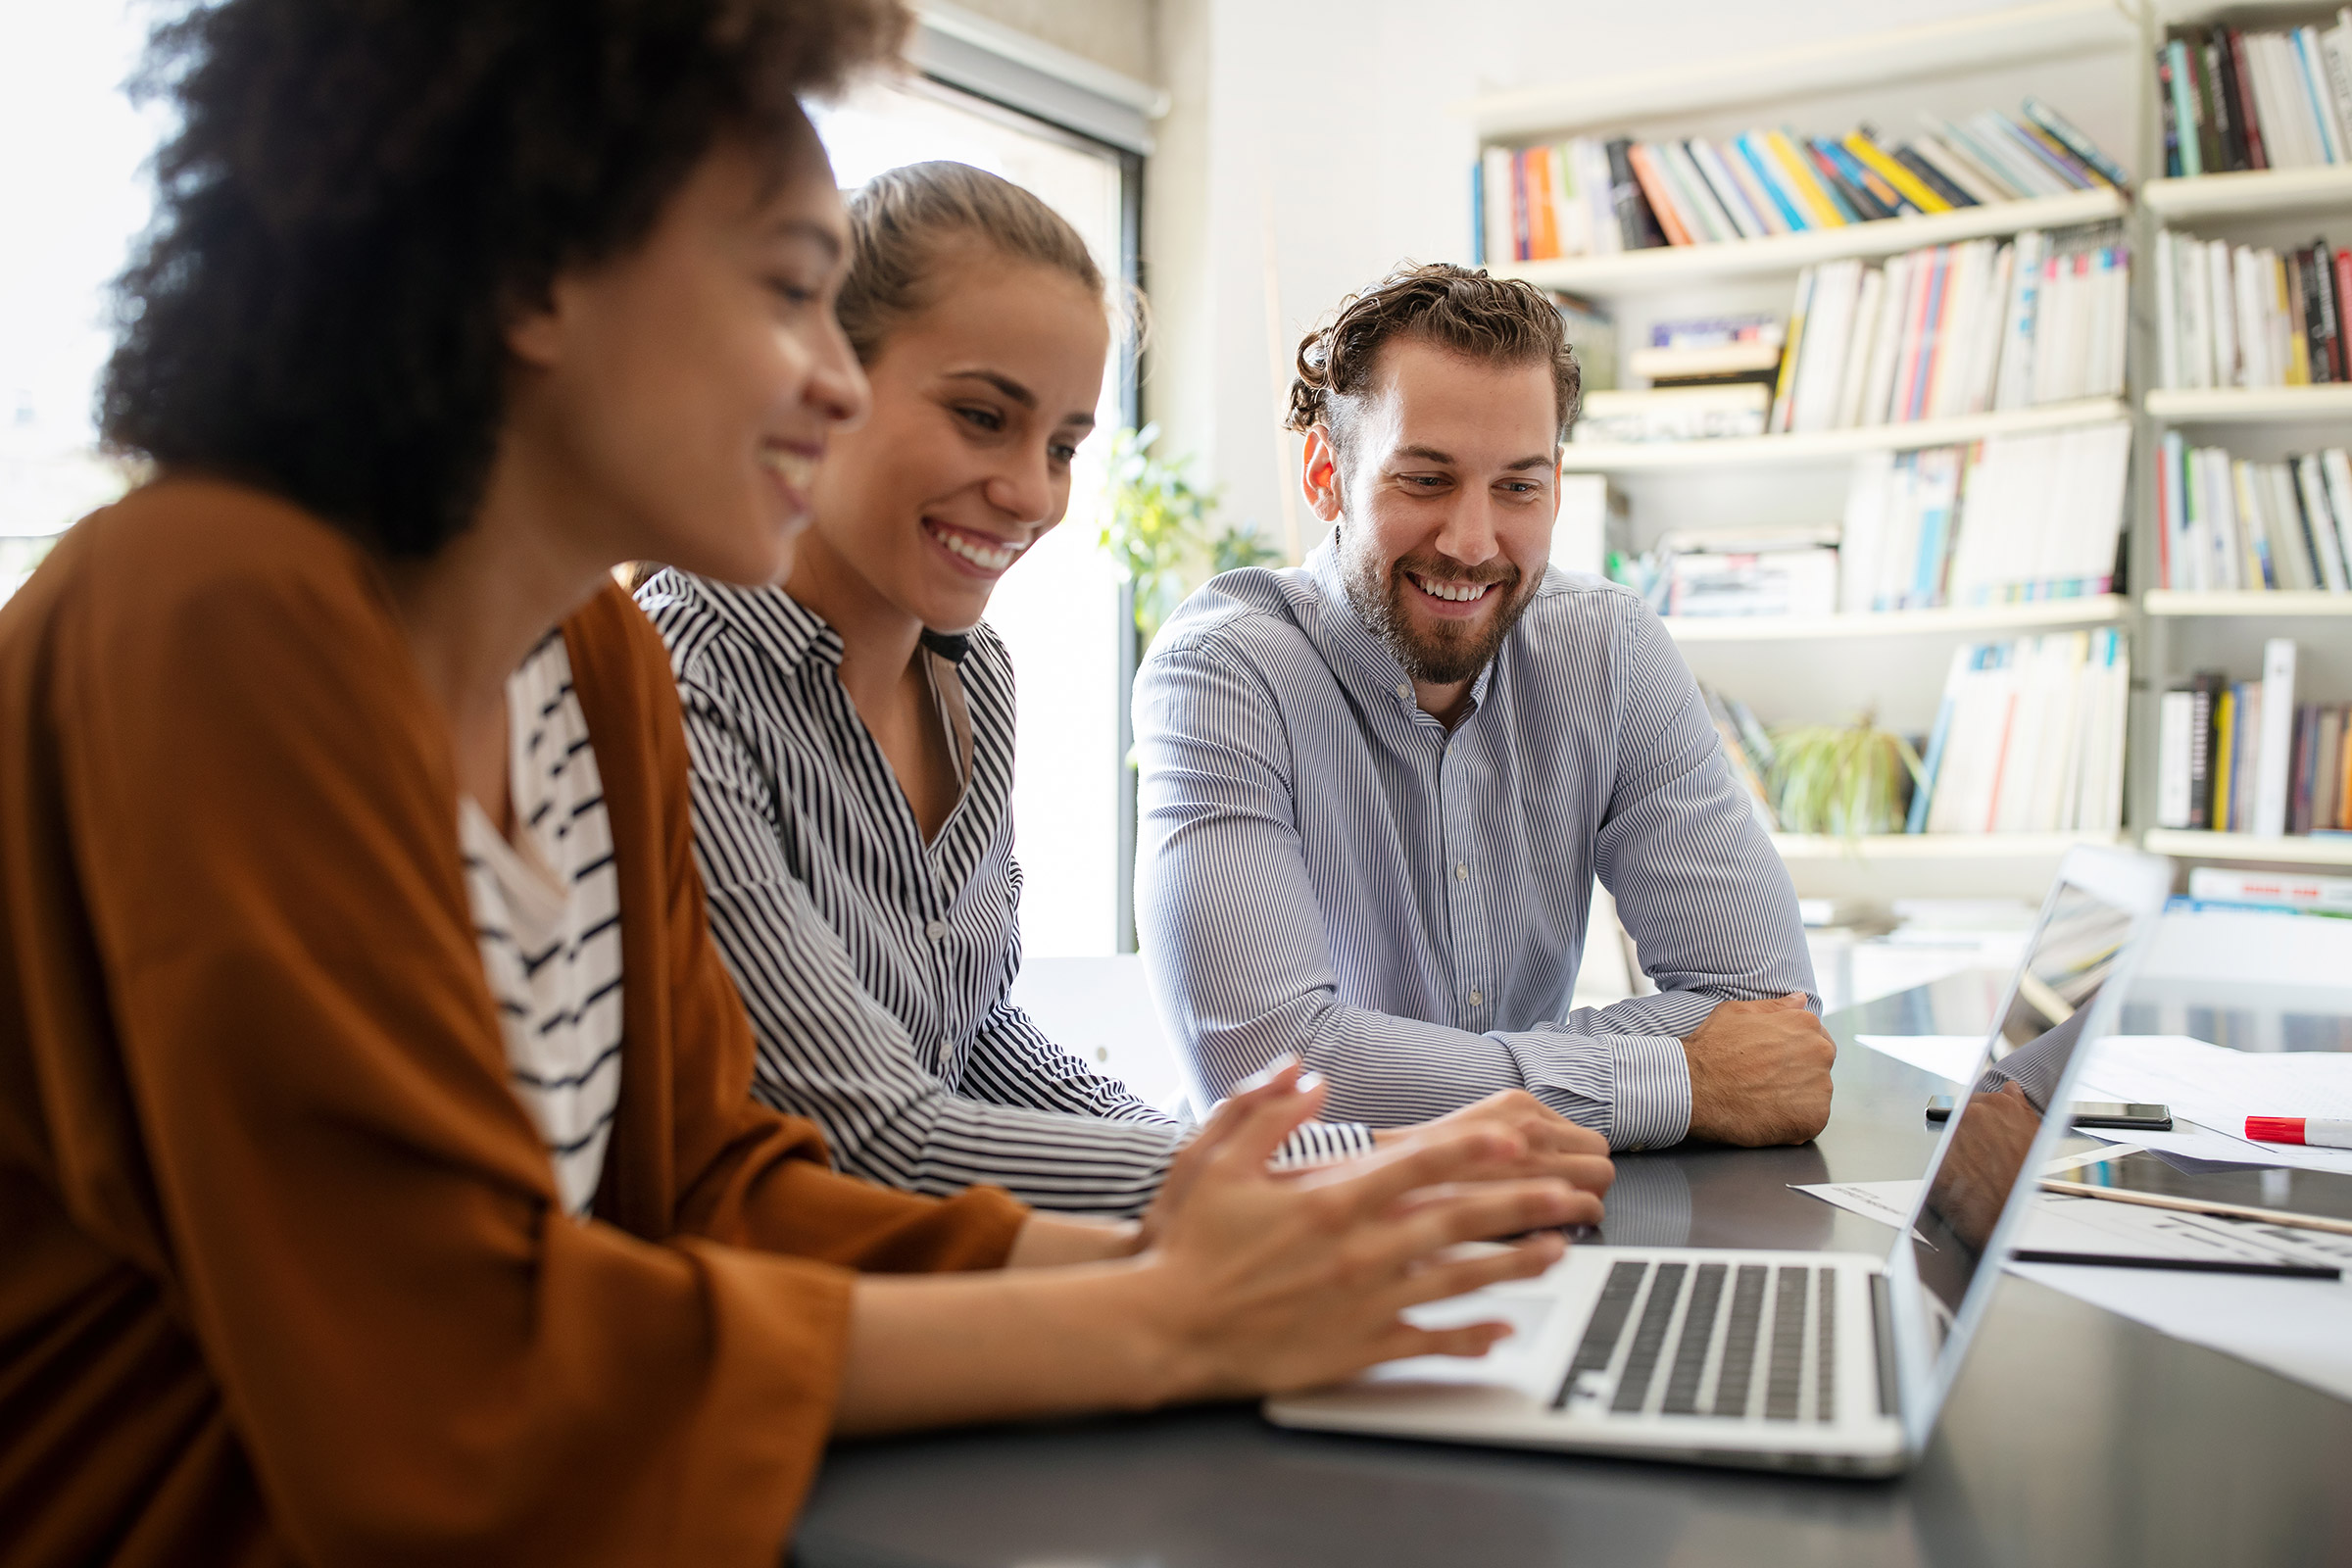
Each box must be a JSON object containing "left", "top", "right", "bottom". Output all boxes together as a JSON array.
[
  {"left": 928, "top": 521, "right": 1022, "bottom": 571},
  {"left": 1414, "top": 574, "right": 1491, "bottom": 603},
  {"left": 759, "top": 448, "right": 816, "bottom": 490}
]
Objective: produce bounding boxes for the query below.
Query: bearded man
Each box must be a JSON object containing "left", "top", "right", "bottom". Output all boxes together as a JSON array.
[{"left": 1133, "top": 263, "right": 1834, "bottom": 1153}]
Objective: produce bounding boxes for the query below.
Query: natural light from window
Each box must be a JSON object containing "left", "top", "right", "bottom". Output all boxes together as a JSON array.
[{"left": 810, "top": 78, "right": 1129, "bottom": 958}]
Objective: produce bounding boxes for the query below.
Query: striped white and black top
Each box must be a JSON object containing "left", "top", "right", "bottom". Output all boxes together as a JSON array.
[
  {"left": 459, "top": 630, "right": 623, "bottom": 1217},
  {"left": 638, "top": 572, "right": 1373, "bottom": 1218},
  {"left": 1134, "top": 537, "right": 1818, "bottom": 1153}
]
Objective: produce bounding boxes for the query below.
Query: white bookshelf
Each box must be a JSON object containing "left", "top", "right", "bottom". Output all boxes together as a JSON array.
[
  {"left": 2140, "top": 829, "right": 2352, "bottom": 866},
  {"left": 1457, "top": 0, "right": 2135, "bottom": 140},
  {"left": 1501, "top": 190, "right": 2127, "bottom": 297},
  {"left": 2141, "top": 166, "right": 2352, "bottom": 221},
  {"left": 1563, "top": 397, "right": 2126, "bottom": 472},
  {"left": 2143, "top": 590, "right": 2352, "bottom": 616},
  {"left": 1663, "top": 596, "right": 2124, "bottom": 644},
  {"left": 1770, "top": 831, "right": 2118, "bottom": 861},
  {"left": 2143, "top": 386, "right": 2352, "bottom": 423}
]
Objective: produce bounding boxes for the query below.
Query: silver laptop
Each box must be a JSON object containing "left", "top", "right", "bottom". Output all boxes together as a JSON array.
[{"left": 1266, "top": 844, "right": 2172, "bottom": 1476}]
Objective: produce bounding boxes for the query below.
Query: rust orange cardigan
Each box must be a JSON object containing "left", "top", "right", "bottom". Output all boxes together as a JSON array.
[{"left": 0, "top": 479, "right": 1026, "bottom": 1565}]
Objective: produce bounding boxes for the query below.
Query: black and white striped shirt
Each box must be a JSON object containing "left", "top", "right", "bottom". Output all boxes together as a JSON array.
[
  {"left": 1134, "top": 538, "right": 1817, "bottom": 1152},
  {"left": 639, "top": 572, "right": 1372, "bottom": 1219},
  {"left": 459, "top": 630, "right": 624, "bottom": 1216}
]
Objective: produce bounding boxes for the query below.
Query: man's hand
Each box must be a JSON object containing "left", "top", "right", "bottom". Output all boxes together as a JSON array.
[
  {"left": 1682, "top": 993, "right": 1836, "bottom": 1146},
  {"left": 1372, "top": 1090, "right": 1615, "bottom": 1199}
]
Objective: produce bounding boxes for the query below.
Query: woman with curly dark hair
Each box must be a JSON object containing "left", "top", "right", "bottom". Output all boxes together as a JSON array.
[{"left": 0, "top": 3, "right": 1592, "bottom": 1562}]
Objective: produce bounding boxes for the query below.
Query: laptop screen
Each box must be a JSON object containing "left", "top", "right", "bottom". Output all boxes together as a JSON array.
[{"left": 1898, "top": 871, "right": 2144, "bottom": 1397}]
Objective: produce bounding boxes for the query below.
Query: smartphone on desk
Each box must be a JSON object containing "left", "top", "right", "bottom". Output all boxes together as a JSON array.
[{"left": 1926, "top": 1096, "right": 2173, "bottom": 1132}]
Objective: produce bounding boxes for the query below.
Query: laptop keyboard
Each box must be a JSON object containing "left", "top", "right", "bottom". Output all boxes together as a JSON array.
[{"left": 1553, "top": 1259, "right": 1840, "bottom": 1423}]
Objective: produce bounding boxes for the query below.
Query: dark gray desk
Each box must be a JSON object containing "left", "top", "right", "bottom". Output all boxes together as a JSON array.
[{"left": 795, "top": 973, "right": 2352, "bottom": 1568}]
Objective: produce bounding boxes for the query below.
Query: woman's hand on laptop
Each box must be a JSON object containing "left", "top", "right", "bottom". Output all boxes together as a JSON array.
[
  {"left": 1135, "top": 1062, "right": 1596, "bottom": 1399},
  {"left": 1370, "top": 1090, "right": 1615, "bottom": 1198}
]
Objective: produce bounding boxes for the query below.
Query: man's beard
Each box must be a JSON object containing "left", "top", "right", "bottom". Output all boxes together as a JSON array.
[{"left": 1340, "top": 542, "right": 1535, "bottom": 687}]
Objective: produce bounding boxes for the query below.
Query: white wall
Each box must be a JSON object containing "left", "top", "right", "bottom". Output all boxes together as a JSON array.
[{"left": 1141, "top": 0, "right": 2142, "bottom": 549}]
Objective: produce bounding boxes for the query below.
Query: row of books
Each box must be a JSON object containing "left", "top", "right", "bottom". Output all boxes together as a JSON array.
[
  {"left": 2154, "top": 436, "right": 2352, "bottom": 593},
  {"left": 2155, "top": 641, "right": 2348, "bottom": 836},
  {"left": 2153, "top": 232, "right": 2348, "bottom": 390},
  {"left": 1701, "top": 684, "right": 1782, "bottom": 834},
  {"left": 2179, "top": 868, "right": 2352, "bottom": 917},
  {"left": 1770, "top": 226, "right": 2128, "bottom": 434},
  {"left": 1472, "top": 103, "right": 2125, "bottom": 265},
  {"left": 1911, "top": 630, "right": 2131, "bottom": 836},
  {"left": 2158, "top": 15, "right": 2352, "bottom": 177},
  {"left": 1839, "top": 423, "right": 2132, "bottom": 612}
]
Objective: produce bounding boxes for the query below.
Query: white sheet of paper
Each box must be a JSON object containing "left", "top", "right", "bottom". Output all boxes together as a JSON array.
[
  {"left": 1790, "top": 1178, "right": 2352, "bottom": 1402},
  {"left": 2073, "top": 1036, "right": 2352, "bottom": 1176},
  {"left": 1855, "top": 1034, "right": 1986, "bottom": 1082},
  {"left": 1856, "top": 1032, "right": 2352, "bottom": 1175}
]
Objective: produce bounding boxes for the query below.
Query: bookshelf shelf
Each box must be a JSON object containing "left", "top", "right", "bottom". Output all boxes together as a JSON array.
[
  {"left": 1457, "top": 0, "right": 2135, "bottom": 141},
  {"left": 1770, "top": 831, "right": 2118, "bottom": 862},
  {"left": 2142, "top": 386, "right": 2352, "bottom": 423},
  {"left": 2141, "top": 829, "right": 2352, "bottom": 867},
  {"left": 1561, "top": 397, "right": 2127, "bottom": 472},
  {"left": 1498, "top": 190, "right": 2126, "bottom": 297},
  {"left": 2142, "top": 590, "right": 2352, "bottom": 616},
  {"left": 1665, "top": 596, "right": 2126, "bottom": 643},
  {"left": 2141, "top": 166, "right": 2352, "bottom": 221}
]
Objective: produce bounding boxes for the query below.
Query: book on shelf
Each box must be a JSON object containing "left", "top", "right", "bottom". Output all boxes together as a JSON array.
[
  {"left": 1907, "top": 629, "right": 2130, "bottom": 836},
  {"left": 1551, "top": 292, "right": 1618, "bottom": 391},
  {"left": 1629, "top": 314, "right": 1786, "bottom": 384},
  {"left": 2186, "top": 867, "right": 2352, "bottom": 914},
  {"left": 2161, "top": 639, "right": 2351, "bottom": 836},
  {"left": 1769, "top": 224, "right": 2127, "bottom": 436},
  {"left": 1575, "top": 384, "right": 1769, "bottom": 443},
  {"left": 1699, "top": 683, "right": 1780, "bottom": 833},
  {"left": 1659, "top": 526, "right": 1840, "bottom": 617},
  {"left": 2153, "top": 231, "right": 2349, "bottom": 390},
  {"left": 2157, "top": 15, "right": 2352, "bottom": 177},
  {"left": 2154, "top": 433, "right": 2352, "bottom": 591},
  {"left": 1838, "top": 421, "right": 2130, "bottom": 611},
  {"left": 1471, "top": 104, "right": 2124, "bottom": 265}
]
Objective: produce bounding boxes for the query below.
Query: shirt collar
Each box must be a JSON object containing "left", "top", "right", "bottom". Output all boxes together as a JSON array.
[
  {"left": 1300, "top": 534, "right": 1505, "bottom": 719},
  {"left": 664, "top": 573, "right": 845, "bottom": 673}
]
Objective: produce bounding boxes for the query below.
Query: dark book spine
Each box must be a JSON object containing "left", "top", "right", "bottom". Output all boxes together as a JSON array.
[
  {"left": 2157, "top": 48, "right": 2182, "bottom": 176},
  {"left": 1893, "top": 145, "right": 1977, "bottom": 207},
  {"left": 2290, "top": 705, "right": 2318, "bottom": 836},
  {"left": 2300, "top": 246, "right": 2332, "bottom": 383},
  {"left": 2204, "top": 37, "right": 2250, "bottom": 171},
  {"left": 1802, "top": 140, "right": 1876, "bottom": 221},
  {"left": 2185, "top": 30, "right": 2225, "bottom": 177},
  {"left": 1605, "top": 137, "right": 1665, "bottom": 250},
  {"left": 2316, "top": 238, "right": 2346, "bottom": 381},
  {"left": 2228, "top": 28, "right": 2269, "bottom": 171},
  {"left": 2189, "top": 672, "right": 2219, "bottom": 831}
]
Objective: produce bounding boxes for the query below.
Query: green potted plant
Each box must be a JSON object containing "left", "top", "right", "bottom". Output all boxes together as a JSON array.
[
  {"left": 1097, "top": 424, "right": 1278, "bottom": 658},
  {"left": 1766, "top": 710, "right": 1925, "bottom": 840}
]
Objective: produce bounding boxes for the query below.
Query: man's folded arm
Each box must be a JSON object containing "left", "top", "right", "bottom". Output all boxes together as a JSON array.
[{"left": 1135, "top": 630, "right": 1685, "bottom": 1151}]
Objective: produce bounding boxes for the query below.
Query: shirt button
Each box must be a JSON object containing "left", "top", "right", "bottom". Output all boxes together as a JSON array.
[
  {"left": 924, "top": 919, "right": 949, "bottom": 940},
  {"left": 1396, "top": 683, "right": 1411, "bottom": 701},
  {"left": 1468, "top": 990, "right": 1485, "bottom": 1007},
  {"left": 1454, "top": 862, "right": 1469, "bottom": 880}
]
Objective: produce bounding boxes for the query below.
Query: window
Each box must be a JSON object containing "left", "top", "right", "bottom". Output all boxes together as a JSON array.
[
  {"left": 809, "top": 76, "right": 1142, "bottom": 957},
  {"left": 0, "top": 3, "right": 155, "bottom": 598}
]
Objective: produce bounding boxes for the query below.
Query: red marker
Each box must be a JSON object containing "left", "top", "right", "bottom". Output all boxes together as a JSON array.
[{"left": 2245, "top": 1117, "right": 2352, "bottom": 1152}]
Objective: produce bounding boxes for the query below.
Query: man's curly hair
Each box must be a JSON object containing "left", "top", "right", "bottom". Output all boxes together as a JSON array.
[
  {"left": 101, "top": 0, "right": 910, "bottom": 559},
  {"left": 1286, "top": 263, "right": 1581, "bottom": 460}
]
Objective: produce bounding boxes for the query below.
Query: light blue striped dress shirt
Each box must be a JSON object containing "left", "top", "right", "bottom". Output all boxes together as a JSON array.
[{"left": 1134, "top": 537, "right": 1816, "bottom": 1152}]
